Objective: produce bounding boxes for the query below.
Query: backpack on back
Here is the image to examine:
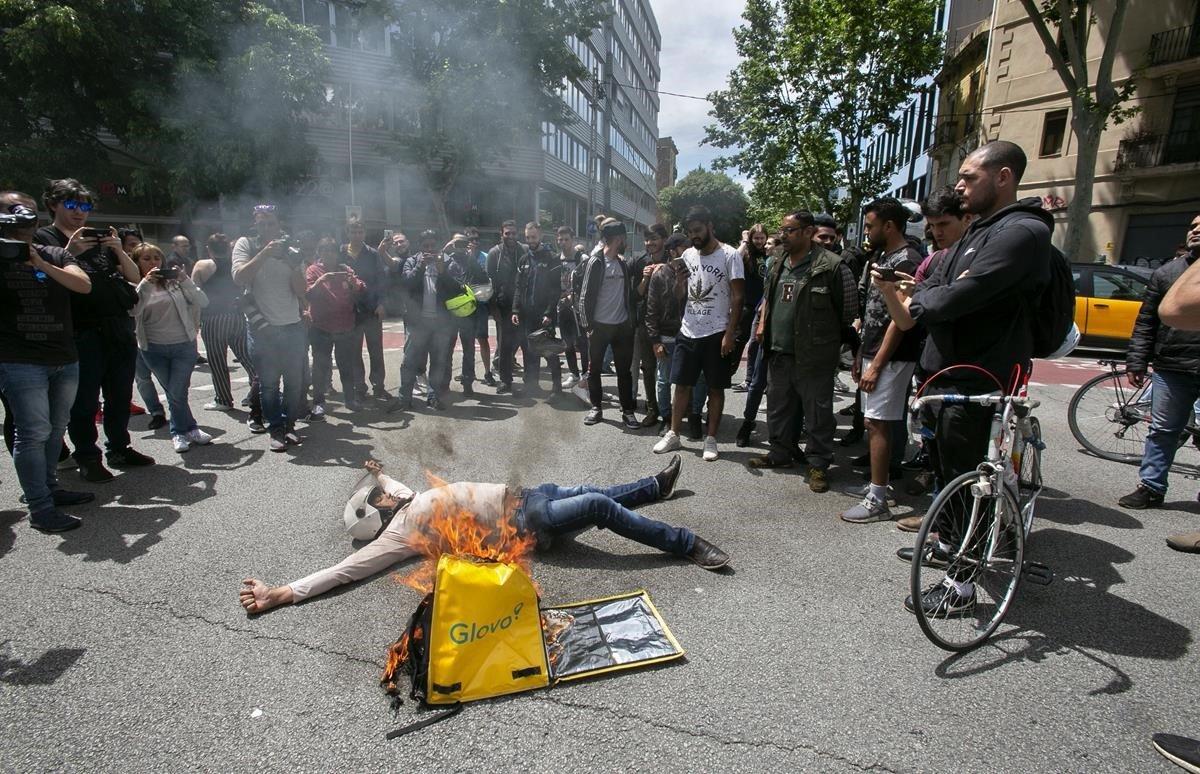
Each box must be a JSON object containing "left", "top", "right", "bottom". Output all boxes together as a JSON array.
[{"left": 1029, "top": 245, "right": 1075, "bottom": 359}]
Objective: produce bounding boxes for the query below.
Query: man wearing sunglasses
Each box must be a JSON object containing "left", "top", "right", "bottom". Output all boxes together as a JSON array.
[{"left": 34, "top": 179, "right": 154, "bottom": 482}]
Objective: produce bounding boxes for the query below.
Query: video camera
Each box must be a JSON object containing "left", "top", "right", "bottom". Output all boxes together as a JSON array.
[{"left": 0, "top": 205, "right": 38, "bottom": 262}]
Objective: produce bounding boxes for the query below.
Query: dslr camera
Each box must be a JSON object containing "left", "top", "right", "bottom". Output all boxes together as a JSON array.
[
  {"left": 275, "top": 234, "right": 304, "bottom": 265},
  {"left": 0, "top": 205, "right": 38, "bottom": 262}
]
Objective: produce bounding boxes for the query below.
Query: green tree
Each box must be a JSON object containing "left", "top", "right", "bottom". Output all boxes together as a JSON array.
[
  {"left": 0, "top": 1, "right": 330, "bottom": 222},
  {"left": 385, "top": 0, "right": 605, "bottom": 233},
  {"left": 657, "top": 169, "right": 750, "bottom": 244},
  {"left": 706, "top": 0, "right": 942, "bottom": 225},
  {"left": 1014, "top": 0, "right": 1136, "bottom": 261}
]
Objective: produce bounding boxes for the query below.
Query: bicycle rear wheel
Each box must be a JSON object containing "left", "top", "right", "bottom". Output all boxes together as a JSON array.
[
  {"left": 910, "top": 470, "right": 1025, "bottom": 651},
  {"left": 1068, "top": 369, "right": 1150, "bottom": 464}
]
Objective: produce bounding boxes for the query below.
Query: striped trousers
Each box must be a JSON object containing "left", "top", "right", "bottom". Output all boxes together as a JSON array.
[{"left": 199, "top": 313, "right": 260, "bottom": 414}]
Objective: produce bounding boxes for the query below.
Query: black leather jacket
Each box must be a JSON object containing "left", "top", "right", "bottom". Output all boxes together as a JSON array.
[{"left": 1127, "top": 253, "right": 1200, "bottom": 374}]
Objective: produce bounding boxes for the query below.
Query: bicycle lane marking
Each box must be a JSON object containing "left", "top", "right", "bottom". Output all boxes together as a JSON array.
[{"left": 1029, "top": 358, "right": 1109, "bottom": 388}]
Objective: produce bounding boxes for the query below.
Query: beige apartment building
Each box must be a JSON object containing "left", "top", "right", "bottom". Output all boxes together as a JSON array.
[{"left": 984, "top": 0, "right": 1199, "bottom": 265}]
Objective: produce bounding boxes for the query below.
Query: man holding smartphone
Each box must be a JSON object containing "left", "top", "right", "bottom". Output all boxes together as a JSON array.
[
  {"left": 841, "top": 197, "right": 922, "bottom": 523},
  {"left": 34, "top": 179, "right": 153, "bottom": 482}
]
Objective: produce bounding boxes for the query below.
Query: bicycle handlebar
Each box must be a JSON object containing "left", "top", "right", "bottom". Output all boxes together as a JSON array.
[{"left": 911, "top": 393, "right": 1041, "bottom": 411}]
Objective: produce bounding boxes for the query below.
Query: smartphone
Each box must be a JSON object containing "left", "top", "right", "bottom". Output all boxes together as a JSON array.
[
  {"left": 81, "top": 227, "right": 111, "bottom": 239},
  {"left": 158, "top": 266, "right": 181, "bottom": 280},
  {"left": 383, "top": 229, "right": 394, "bottom": 241},
  {"left": 876, "top": 266, "right": 899, "bottom": 282}
]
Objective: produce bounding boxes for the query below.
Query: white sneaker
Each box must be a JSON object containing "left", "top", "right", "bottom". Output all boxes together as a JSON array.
[
  {"left": 571, "top": 383, "right": 590, "bottom": 404},
  {"left": 310, "top": 403, "right": 326, "bottom": 419},
  {"left": 187, "top": 428, "right": 213, "bottom": 445},
  {"left": 653, "top": 430, "right": 682, "bottom": 454},
  {"left": 702, "top": 435, "right": 719, "bottom": 461},
  {"left": 561, "top": 374, "right": 577, "bottom": 390},
  {"left": 203, "top": 401, "right": 233, "bottom": 412},
  {"left": 172, "top": 434, "right": 191, "bottom": 453}
]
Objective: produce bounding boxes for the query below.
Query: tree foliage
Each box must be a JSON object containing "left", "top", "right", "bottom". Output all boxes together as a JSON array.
[
  {"left": 0, "top": 0, "right": 330, "bottom": 216},
  {"left": 384, "top": 0, "right": 605, "bottom": 232},
  {"left": 1015, "top": 0, "right": 1135, "bottom": 261},
  {"left": 657, "top": 169, "right": 750, "bottom": 244},
  {"left": 706, "top": 0, "right": 942, "bottom": 225}
]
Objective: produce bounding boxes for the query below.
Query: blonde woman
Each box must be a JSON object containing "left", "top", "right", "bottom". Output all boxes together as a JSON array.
[{"left": 131, "top": 243, "right": 212, "bottom": 453}]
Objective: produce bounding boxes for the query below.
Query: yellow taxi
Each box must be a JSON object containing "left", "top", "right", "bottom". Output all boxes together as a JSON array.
[{"left": 1071, "top": 263, "right": 1153, "bottom": 351}]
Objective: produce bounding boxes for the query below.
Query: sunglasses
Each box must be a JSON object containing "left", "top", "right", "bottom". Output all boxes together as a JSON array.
[
  {"left": 253, "top": 204, "right": 277, "bottom": 213},
  {"left": 62, "top": 200, "right": 94, "bottom": 212}
]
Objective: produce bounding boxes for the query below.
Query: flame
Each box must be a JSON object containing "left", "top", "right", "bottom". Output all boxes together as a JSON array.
[
  {"left": 381, "top": 623, "right": 422, "bottom": 694},
  {"left": 393, "top": 471, "right": 538, "bottom": 594}
]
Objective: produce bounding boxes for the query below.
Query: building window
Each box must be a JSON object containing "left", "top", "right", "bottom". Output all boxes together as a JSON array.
[{"left": 1040, "top": 109, "right": 1068, "bottom": 157}]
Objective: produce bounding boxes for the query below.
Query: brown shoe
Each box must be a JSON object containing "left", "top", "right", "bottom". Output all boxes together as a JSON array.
[
  {"left": 748, "top": 455, "right": 793, "bottom": 470},
  {"left": 807, "top": 467, "right": 829, "bottom": 493},
  {"left": 897, "top": 514, "right": 924, "bottom": 533},
  {"left": 1166, "top": 531, "right": 1200, "bottom": 553}
]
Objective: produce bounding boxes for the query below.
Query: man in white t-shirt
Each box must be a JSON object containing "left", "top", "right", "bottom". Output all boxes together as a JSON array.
[{"left": 653, "top": 206, "right": 744, "bottom": 461}]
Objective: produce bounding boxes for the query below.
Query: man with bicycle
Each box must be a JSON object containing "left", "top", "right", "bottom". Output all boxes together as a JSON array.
[
  {"left": 876, "top": 140, "right": 1051, "bottom": 617},
  {"left": 1118, "top": 212, "right": 1200, "bottom": 511}
]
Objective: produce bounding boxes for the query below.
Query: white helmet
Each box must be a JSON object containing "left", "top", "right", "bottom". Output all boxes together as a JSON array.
[
  {"left": 343, "top": 484, "right": 389, "bottom": 541},
  {"left": 901, "top": 200, "right": 927, "bottom": 242},
  {"left": 1047, "top": 321, "right": 1081, "bottom": 360}
]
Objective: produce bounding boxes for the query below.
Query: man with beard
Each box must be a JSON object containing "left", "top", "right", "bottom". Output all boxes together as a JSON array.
[
  {"left": 555, "top": 226, "right": 588, "bottom": 387},
  {"left": 513, "top": 223, "right": 564, "bottom": 396},
  {"left": 444, "top": 233, "right": 489, "bottom": 397},
  {"left": 464, "top": 228, "right": 496, "bottom": 387},
  {"left": 487, "top": 220, "right": 525, "bottom": 394},
  {"left": 653, "top": 206, "right": 744, "bottom": 462},
  {"left": 876, "top": 140, "right": 1051, "bottom": 617},
  {"left": 342, "top": 216, "right": 392, "bottom": 404},
  {"left": 578, "top": 218, "right": 639, "bottom": 428},
  {"left": 398, "top": 231, "right": 459, "bottom": 411},
  {"left": 629, "top": 224, "right": 670, "bottom": 427}
]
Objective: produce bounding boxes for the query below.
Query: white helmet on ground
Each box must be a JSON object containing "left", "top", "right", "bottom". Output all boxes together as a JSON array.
[{"left": 343, "top": 484, "right": 389, "bottom": 541}]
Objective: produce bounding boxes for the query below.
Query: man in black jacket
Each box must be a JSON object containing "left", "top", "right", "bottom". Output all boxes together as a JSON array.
[
  {"left": 577, "top": 218, "right": 639, "bottom": 428},
  {"left": 629, "top": 224, "right": 669, "bottom": 426},
  {"left": 878, "top": 140, "right": 1050, "bottom": 617},
  {"left": 1118, "top": 212, "right": 1200, "bottom": 510},
  {"left": 342, "top": 217, "right": 391, "bottom": 402},
  {"left": 444, "top": 233, "right": 489, "bottom": 397},
  {"left": 34, "top": 179, "right": 154, "bottom": 482},
  {"left": 397, "top": 231, "right": 460, "bottom": 410},
  {"left": 513, "top": 223, "right": 564, "bottom": 396},
  {"left": 486, "top": 220, "right": 525, "bottom": 394}
]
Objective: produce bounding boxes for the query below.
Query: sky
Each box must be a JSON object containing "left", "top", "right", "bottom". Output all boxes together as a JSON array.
[{"left": 651, "top": 0, "right": 747, "bottom": 189}]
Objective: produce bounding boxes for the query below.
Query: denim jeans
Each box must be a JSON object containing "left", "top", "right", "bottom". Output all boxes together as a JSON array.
[
  {"left": 142, "top": 340, "right": 199, "bottom": 436},
  {"left": 517, "top": 476, "right": 693, "bottom": 556},
  {"left": 655, "top": 339, "right": 675, "bottom": 421},
  {"left": 0, "top": 361, "right": 79, "bottom": 515},
  {"left": 309, "top": 327, "right": 363, "bottom": 404},
  {"left": 400, "top": 317, "right": 454, "bottom": 401},
  {"left": 249, "top": 323, "right": 307, "bottom": 432},
  {"left": 134, "top": 350, "right": 164, "bottom": 416},
  {"left": 1139, "top": 369, "right": 1200, "bottom": 494}
]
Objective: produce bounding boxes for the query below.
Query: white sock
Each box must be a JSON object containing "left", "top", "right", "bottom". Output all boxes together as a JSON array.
[
  {"left": 947, "top": 578, "right": 974, "bottom": 598},
  {"left": 869, "top": 483, "right": 888, "bottom": 502}
]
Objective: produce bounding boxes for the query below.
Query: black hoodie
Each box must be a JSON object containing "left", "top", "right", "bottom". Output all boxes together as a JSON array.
[{"left": 909, "top": 197, "right": 1052, "bottom": 387}]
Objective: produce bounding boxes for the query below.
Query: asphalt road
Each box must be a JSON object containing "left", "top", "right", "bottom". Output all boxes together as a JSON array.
[{"left": 1, "top": 329, "right": 1197, "bottom": 773}]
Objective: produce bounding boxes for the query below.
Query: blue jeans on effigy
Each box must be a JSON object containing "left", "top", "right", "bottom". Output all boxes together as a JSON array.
[
  {"left": 1139, "top": 369, "right": 1200, "bottom": 494},
  {"left": 0, "top": 361, "right": 79, "bottom": 515},
  {"left": 517, "top": 476, "right": 694, "bottom": 556}
]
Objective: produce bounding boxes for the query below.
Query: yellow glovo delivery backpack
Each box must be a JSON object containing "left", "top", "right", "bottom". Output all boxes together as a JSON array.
[{"left": 381, "top": 555, "right": 684, "bottom": 735}]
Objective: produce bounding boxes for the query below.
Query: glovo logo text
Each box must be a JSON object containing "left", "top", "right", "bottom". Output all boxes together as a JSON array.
[{"left": 448, "top": 602, "right": 525, "bottom": 645}]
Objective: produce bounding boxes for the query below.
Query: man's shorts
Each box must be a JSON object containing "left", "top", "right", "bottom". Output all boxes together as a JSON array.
[
  {"left": 670, "top": 332, "right": 733, "bottom": 390},
  {"left": 862, "top": 359, "right": 917, "bottom": 421}
]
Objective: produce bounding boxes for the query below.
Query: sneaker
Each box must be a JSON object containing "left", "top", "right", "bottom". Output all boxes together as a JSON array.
[
  {"left": 851, "top": 452, "right": 869, "bottom": 468},
  {"left": 583, "top": 408, "right": 603, "bottom": 426},
  {"left": 896, "top": 542, "right": 950, "bottom": 569},
  {"left": 172, "top": 434, "right": 191, "bottom": 454},
  {"left": 653, "top": 430, "right": 682, "bottom": 454},
  {"left": 896, "top": 514, "right": 924, "bottom": 533},
  {"left": 482, "top": 372, "right": 498, "bottom": 387},
  {"left": 106, "top": 448, "right": 155, "bottom": 468},
  {"left": 240, "top": 394, "right": 252, "bottom": 407},
  {"left": 49, "top": 489, "right": 95, "bottom": 507},
  {"left": 269, "top": 430, "right": 287, "bottom": 452},
  {"left": 1118, "top": 484, "right": 1164, "bottom": 509},
  {"left": 702, "top": 435, "right": 719, "bottom": 462},
  {"left": 656, "top": 454, "right": 682, "bottom": 500},
  {"left": 842, "top": 495, "right": 891, "bottom": 523},
  {"left": 389, "top": 397, "right": 412, "bottom": 413},
  {"left": 77, "top": 457, "right": 114, "bottom": 483},
  {"left": 731, "top": 381, "right": 750, "bottom": 393},
  {"left": 1166, "top": 531, "right": 1200, "bottom": 553},
  {"left": 203, "top": 401, "right": 234, "bottom": 412},
  {"left": 735, "top": 419, "right": 754, "bottom": 447},
  {"left": 747, "top": 454, "right": 793, "bottom": 469},
  {"left": 841, "top": 482, "right": 897, "bottom": 508},
  {"left": 29, "top": 508, "right": 82, "bottom": 533},
  {"left": 685, "top": 413, "right": 703, "bottom": 442},
  {"left": 147, "top": 414, "right": 167, "bottom": 431},
  {"left": 372, "top": 386, "right": 392, "bottom": 400},
  {"left": 561, "top": 374, "right": 577, "bottom": 390},
  {"left": 638, "top": 413, "right": 659, "bottom": 428},
  {"left": 496, "top": 382, "right": 513, "bottom": 394},
  {"left": 837, "top": 405, "right": 856, "bottom": 417},
  {"left": 187, "top": 428, "right": 213, "bottom": 446},
  {"left": 284, "top": 427, "right": 302, "bottom": 445},
  {"left": 1152, "top": 733, "right": 1200, "bottom": 773},
  {"left": 807, "top": 467, "right": 829, "bottom": 494},
  {"left": 427, "top": 395, "right": 445, "bottom": 411},
  {"left": 834, "top": 375, "right": 852, "bottom": 394},
  {"left": 246, "top": 418, "right": 267, "bottom": 434},
  {"left": 905, "top": 470, "right": 935, "bottom": 497},
  {"left": 622, "top": 412, "right": 641, "bottom": 429},
  {"left": 838, "top": 428, "right": 864, "bottom": 446},
  {"left": 309, "top": 403, "right": 327, "bottom": 419},
  {"left": 687, "top": 536, "right": 729, "bottom": 570},
  {"left": 904, "top": 580, "right": 975, "bottom": 617}
]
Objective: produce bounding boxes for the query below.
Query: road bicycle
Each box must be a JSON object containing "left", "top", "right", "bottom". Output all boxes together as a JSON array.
[
  {"left": 1068, "top": 360, "right": 1200, "bottom": 464},
  {"left": 907, "top": 390, "right": 1052, "bottom": 651}
]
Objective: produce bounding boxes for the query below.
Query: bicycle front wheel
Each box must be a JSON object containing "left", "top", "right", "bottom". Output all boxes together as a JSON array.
[
  {"left": 910, "top": 470, "right": 1025, "bottom": 651},
  {"left": 1017, "top": 417, "right": 1043, "bottom": 538},
  {"left": 1068, "top": 369, "right": 1149, "bottom": 464}
]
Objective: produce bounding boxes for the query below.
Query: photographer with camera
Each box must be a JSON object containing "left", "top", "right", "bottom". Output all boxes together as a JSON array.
[
  {"left": 444, "top": 233, "right": 488, "bottom": 397},
  {"left": 0, "top": 191, "right": 94, "bottom": 533},
  {"left": 397, "top": 231, "right": 460, "bottom": 411},
  {"left": 34, "top": 179, "right": 154, "bottom": 482},
  {"left": 231, "top": 204, "right": 308, "bottom": 453},
  {"left": 130, "top": 243, "right": 212, "bottom": 454}
]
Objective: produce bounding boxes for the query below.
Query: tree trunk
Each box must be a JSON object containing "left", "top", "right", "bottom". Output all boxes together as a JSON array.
[{"left": 1062, "top": 110, "right": 1104, "bottom": 263}]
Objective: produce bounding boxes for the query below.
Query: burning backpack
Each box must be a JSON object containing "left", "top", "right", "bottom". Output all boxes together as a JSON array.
[{"left": 382, "top": 554, "right": 683, "bottom": 736}]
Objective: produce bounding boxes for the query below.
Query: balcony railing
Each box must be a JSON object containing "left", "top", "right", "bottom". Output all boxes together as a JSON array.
[
  {"left": 1116, "top": 131, "right": 1200, "bottom": 171},
  {"left": 1149, "top": 24, "right": 1199, "bottom": 66}
]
